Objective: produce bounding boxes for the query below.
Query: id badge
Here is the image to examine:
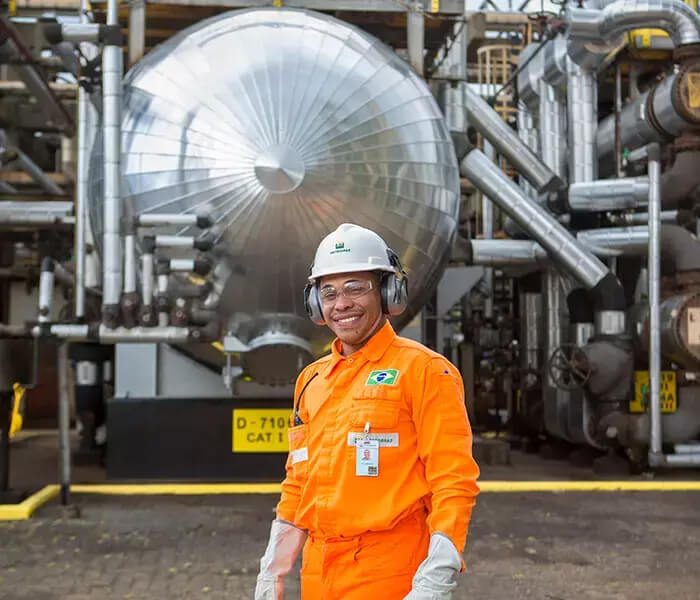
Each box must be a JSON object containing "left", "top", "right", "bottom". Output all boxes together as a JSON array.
[{"left": 355, "top": 438, "right": 379, "bottom": 477}]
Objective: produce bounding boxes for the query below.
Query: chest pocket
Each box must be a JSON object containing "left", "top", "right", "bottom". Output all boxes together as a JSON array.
[
  {"left": 287, "top": 424, "right": 309, "bottom": 478},
  {"left": 350, "top": 387, "right": 402, "bottom": 429}
]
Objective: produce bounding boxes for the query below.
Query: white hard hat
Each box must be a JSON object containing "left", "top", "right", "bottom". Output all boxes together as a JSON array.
[{"left": 308, "top": 223, "right": 396, "bottom": 281}]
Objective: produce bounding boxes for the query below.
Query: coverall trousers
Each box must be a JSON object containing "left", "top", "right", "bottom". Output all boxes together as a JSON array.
[{"left": 300, "top": 510, "right": 429, "bottom": 600}]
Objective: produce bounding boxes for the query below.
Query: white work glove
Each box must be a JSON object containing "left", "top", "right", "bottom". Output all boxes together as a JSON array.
[
  {"left": 403, "top": 533, "right": 462, "bottom": 600},
  {"left": 254, "top": 519, "right": 307, "bottom": 600}
]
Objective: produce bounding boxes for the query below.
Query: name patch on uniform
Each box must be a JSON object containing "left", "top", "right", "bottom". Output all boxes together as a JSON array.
[
  {"left": 366, "top": 369, "right": 399, "bottom": 386},
  {"left": 347, "top": 432, "right": 399, "bottom": 447},
  {"left": 291, "top": 447, "right": 308, "bottom": 464}
]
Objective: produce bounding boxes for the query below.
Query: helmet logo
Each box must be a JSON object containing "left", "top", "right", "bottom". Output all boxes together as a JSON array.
[{"left": 330, "top": 241, "right": 351, "bottom": 255}]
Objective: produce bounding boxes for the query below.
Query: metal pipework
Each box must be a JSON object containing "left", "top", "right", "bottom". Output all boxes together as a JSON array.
[
  {"left": 154, "top": 235, "right": 213, "bottom": 251},
  {"left": 460, "top": 147, "right": 609, "bottom": 290},
  {"left": 75, "top": 0, "right": 98, "bottom": 321},
  {"left": 569, "top": 177, "right": 649, "bottom": 211},
  {"left": 137, "top": 214, "right": 213, "bottom": 228},
  {"left": 577, "top": 226, "right": 649, "bottom": 255},
  {"left": 101, "top": 0, "right": 123, "bottom": 327},
  {"left": 31, "top": 323, "right": 200, "bottom": 343},
  {"left": 464, "top": 86, "right": 563, "bottom": 193},
  {"left": 123, "top": 234, "right": 136, "bottom": 295},
  {"left": 38, "top": 257, "right": 55, "bottom": 323},
  {"left": 648, "top": 143, "right": 664, "bottom": 466},
  {"left": 539, "top": 82, "right": 567, "bottom": 185},
  {"left": 168, "top": 259, "right": 212, "bottom": 276},
  {"left": 468, "top": 240, "right": 549, "bottom": 266},
  {"left": 597, "top": 69, "right": 700, "bottom": 165},
  {"left": 617, "top": 210, "right": 677, "bottom": 225},
  {"left": 0, "top": 21, "right": 74, "bottom": 134},
  {"left": 482, "top": 140, "right": 495, "bottom": 320},
  {"left": 516, "top": 101, "right": 539, "bottom": 201},
  {"left": 566, "top": 0, "right": 700, "bottom": 51},
  {"left": 0, "top": 132, "right": 65, "bottom": 196},
  {"left": 407, "top": 1, "right": 424, "bottom": 76},
  {"left": 140, "top": 236, "right": 155, "bottom": 327},
  {"left": 567, "top": 58, "right": 597, "bottom": 184}
]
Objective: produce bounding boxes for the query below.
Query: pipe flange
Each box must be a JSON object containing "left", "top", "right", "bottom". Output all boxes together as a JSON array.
[
  {"left": 671, "top": 62, "right": 700, "bottom": 127},
  {"left": 646, "top": 81, "right": 676, "bottom": 141}
]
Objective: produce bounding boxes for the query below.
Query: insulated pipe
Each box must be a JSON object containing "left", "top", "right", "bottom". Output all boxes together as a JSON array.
[
  {"left": 577, "top": 226, "right": 649, "bottom": 255},
  {"left": 539, "top": 82, "right": 567, "bottom": 180},
  {"left": 468, "top": 240, "right": 549, "bottom": 265},
  {"left": 154, "top": 235, "right": 213, "bottom": 250},
  {"left": 482, "top": 140, "right": 495, "bottom": 320},
  {"left": 567, "top": 0, "right": 700, "bottom": 51},
  {"left": 75, "top": 0, "right": 94, "bottom": 320},
  {"left": 407, "top": 1, "right": 424, "bottom": 76},
  {"left": 569, "top": 177, "right": 649, "bottom": 211},
  {"left": 567, "top": 58, "right": 598, "bottom": 184},
  {"left": 461, "top": 147, "right": 612, "bottom": 289},
  {"left": 619, "top": 210, "right": 677, "bottom": 224},
  {"left": 597, "top": 70, "right": 700, "bottom": 165},
  {"left": 31, "top": 324, "right": 198, "bottom": 343},
  {"left": 123, "top": 233, "right": 136, "bottom": 294},
  {"left": 464, "top": 86, "right": 563, "bottom": 193},
  {"left": 137, "top": 213, "right": 212, "bottom": 228},
  {"left": 516, "top": 101, "right": 539, "bottom": 201},
  {"left": 168, "top": 259, "right": 212, "bottom": 275},
  {"left": 38, "top": 257, "right": 55, "bottom": 323},
  {"left": 101, "top": 0, "right": 123, "bottom": 327},
  {"left": 648, "top": 144, "right": 663, "bottom": 464}
]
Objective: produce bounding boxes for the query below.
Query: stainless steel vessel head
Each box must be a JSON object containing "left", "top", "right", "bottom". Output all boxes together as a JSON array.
[{"left": 88, "top": 8, "right": 460, "bottom": 383}]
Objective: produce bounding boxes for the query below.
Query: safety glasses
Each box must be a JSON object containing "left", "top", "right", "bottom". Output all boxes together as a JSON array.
[{"left": 319, "top": 279, "right": 375, "bottom": 304}]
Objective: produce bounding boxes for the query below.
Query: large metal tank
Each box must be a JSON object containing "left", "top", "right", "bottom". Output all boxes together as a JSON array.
[{"left": 88, "top": 8, "right": 460, "bottom": 384}]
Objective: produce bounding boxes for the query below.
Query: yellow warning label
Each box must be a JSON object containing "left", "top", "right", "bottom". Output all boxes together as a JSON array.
[
  {"left": 232, "top": 409, "right": 291, "bottom": 453},
  {"left": 688, "top": 73, "right": 700, "bottom": 109},
  {"left": 8, "top": 0, "right": 16, "bottom": 16},
  {"left": 631, "top": 371, "right": 677, "bottom": 413},
  {"left": 431, "top": 0, "right": 439, "bottom": 12}
]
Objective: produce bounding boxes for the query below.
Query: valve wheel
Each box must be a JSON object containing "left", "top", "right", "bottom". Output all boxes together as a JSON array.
[{"left": 548, "top": 343, "right": 591, "bottom": 391}]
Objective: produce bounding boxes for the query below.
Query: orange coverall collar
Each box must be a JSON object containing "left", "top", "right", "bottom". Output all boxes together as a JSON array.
[{"left": 325, "top": 320, "right": 396, "bottom": 378}]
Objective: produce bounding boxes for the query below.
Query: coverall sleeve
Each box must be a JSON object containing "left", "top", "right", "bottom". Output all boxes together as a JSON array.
[
  {"left": 412, "top": 357, "right": 480, "bottom": 553},
  {"left": 276, "top": 368, "right": 310, "bottom": 523}
]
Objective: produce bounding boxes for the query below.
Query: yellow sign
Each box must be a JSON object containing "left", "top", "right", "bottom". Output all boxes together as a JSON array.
[
  {"left": 631, "top": 371, "right": 677, "bottom": 413},
  {"left": 232, "top": 409, "right": 291, "bottom": 453},
  {"left": 431, "top": 0, "right": 440, "bottom": 12},
  {"left": 688, "top": 74, "right": 700, "bottom": 110}
]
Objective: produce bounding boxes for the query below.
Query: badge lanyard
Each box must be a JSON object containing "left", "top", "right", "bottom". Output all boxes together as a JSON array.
[{"left": 356, "top": 421, "right": 379, "bottom": 477}]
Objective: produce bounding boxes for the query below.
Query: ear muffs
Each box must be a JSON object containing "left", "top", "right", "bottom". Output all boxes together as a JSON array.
[
  {"left": 303, "top": 248, "right": 408, "bottom": 324},
  {"left": 381, "top": 249, "right": 409, "bottom": 316},
  {"left": 303, "top": 282, "right": 325, "bottom": 325}
]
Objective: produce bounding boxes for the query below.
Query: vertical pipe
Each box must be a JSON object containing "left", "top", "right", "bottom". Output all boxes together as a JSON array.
[
  {"left": 57, "top": 343, "right": 71, "bottom": 505},
  {"left": 158, "top": 274, "right": 169, "bottom": 327},
  {"left": 74, "top": 0, "right": 91, "bottom": 320},
  {"left": 407, "top": 1, "right": 424, "bottom": 76},
  {"left": 648, "top": 143, "right": 663, "bottom": 459},
  {"left": 128, "top": 0, "right": 146, "bottom": 68},
  {"left": 483, "top": 140, "right": 495, "bottom": 320},
  {"left": 38, "top": 257, "right": 55, "bottom": 323},
  {"left": 102, "top": 0, "right": 123, "bottom": 326},
  {"left": 123, "top": 234, "right": 136, "bottom": 294},
  {"left": 615, "top": 63, "right": 623, "bottom": 178},
  {"left": 567, "top": 58, "right": 597, "bottom": 184}
]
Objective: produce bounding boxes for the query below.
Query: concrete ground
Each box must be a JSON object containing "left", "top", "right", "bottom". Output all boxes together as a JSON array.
[{"left": 2, "top": 433, "right": 700, "bottom": 599}]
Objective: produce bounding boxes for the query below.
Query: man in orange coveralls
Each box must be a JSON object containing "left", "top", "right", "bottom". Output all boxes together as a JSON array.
[{"left": 255, "top": 223, "right": 480, "bottom": 600}]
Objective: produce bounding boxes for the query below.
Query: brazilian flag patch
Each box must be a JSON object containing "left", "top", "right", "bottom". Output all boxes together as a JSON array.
[{"left": 366, "top": 369, "right": 399, "bottom": 386}]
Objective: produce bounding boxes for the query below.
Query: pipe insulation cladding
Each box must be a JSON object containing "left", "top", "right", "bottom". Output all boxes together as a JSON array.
[{"left": 87, "top": 9, "right": 461, "bottom": 383}]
